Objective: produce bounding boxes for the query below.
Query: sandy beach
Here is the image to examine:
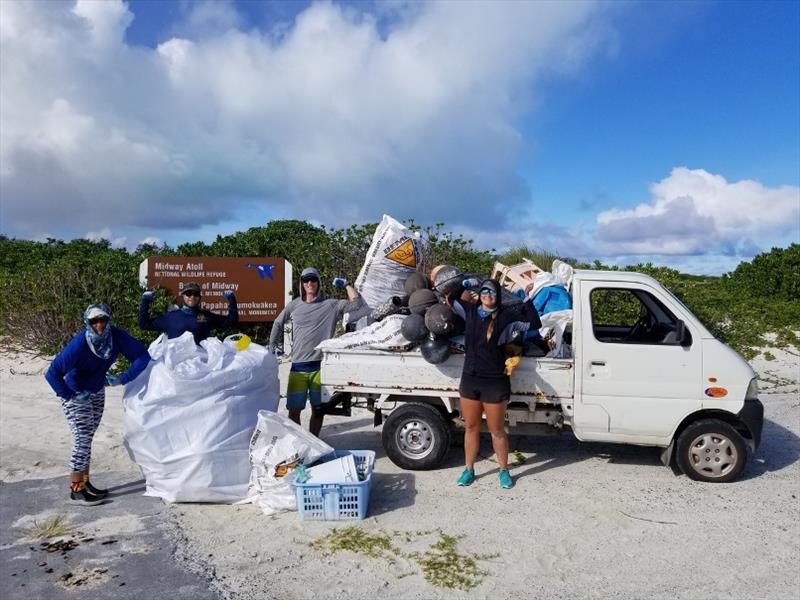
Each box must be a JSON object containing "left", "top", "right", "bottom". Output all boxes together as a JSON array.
[{"left": 1, "top": 346, "right": 798, "bottom": 599}]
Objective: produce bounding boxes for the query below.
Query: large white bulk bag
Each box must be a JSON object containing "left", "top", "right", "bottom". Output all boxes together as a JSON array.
[{"left": 122, "top": 332, "right": 279, "bottom": 503}]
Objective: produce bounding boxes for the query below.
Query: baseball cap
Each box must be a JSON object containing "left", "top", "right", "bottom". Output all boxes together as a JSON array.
[
  {"left": 181, "top": 282, "right": 201, "bottom": 295},
  {"left": 85, "top": 304, "right": 111, "bottom": 321},
  {"left": 300, "top": 267, "right": 320, "bottom": 281}
]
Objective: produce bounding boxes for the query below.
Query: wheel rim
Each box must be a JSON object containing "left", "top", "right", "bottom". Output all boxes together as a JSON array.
[
  {"left": 687, "top": 432, "right": 739, "bottom": 478},
  {"left": 395, "top": 419, "right": 435, "bottom": 460}
]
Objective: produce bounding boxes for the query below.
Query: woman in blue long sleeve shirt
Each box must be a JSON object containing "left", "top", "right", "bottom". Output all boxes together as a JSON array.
[{"left": 45, "top": 304, "right": 150, "bottom": 506}]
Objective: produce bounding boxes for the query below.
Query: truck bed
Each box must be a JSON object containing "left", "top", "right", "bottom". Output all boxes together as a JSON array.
[{"left": 320, "top": 347, "right": 574, "bottom": 405}]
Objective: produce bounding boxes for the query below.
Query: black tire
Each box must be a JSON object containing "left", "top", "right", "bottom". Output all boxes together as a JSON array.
[
  {"left": 676, "top": 419, "right": 748, "bottom": 483},
  {"left": 382, "top": 402, "right": 452, "bottom": 470}
]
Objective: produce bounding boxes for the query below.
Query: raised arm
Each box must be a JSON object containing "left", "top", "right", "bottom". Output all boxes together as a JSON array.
[
  {"left": 503, "top": 300, "right": 542, "bottom": 330},
  {"left": 138, "top": 292, "right": 164, "bottom": 332},
  {"left": 207, "top": 291, "right": 239, "bottom": 328}
]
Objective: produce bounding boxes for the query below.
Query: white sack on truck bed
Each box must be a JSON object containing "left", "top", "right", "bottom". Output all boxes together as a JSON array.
[
  {"left": 122, "top": 332, "right": 279, "bottom": 503},
  {"left": 316, "top": 314, "right": 413, "bottom": 351},
  {"left": 353, "top": 214, "right": 423, "bottom": 312}
]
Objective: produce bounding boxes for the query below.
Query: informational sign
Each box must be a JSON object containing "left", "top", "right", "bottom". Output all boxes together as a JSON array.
[{"left": 138, "top": 257, "right": 293, "bottom": 322}]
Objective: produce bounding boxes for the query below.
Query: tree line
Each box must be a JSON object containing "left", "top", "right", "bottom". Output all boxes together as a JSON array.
[{"left": 0, "top": 220, "right": 797, "bottom": 360}]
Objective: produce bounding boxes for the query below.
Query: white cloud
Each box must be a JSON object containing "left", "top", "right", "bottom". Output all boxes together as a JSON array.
[
  {"left": 138, "top": 236, "right": 164, "bottom": 248},
  {"left": 84, "top": 227, "right": 126, "bottom": 248},
  {"left": 594, "top": 167, "right": 800, "bottom": 256},
  {"left": 0, "top": 0, "right": 615, "bottom": 239}
]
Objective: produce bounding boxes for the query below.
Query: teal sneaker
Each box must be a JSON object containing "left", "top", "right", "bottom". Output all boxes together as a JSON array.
[
  {"left": 498, "top": 469, "right": 514, "bottom": 489},
  {"left": 457, "top": 468, "right": 475, "bottom": 487}
]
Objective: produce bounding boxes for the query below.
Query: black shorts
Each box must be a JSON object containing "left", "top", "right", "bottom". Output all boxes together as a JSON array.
[{"left": 459, "top": 373, "right": 510, "bottom": 404}]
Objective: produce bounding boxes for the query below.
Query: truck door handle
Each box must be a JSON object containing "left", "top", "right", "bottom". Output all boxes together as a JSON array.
[{"left": 590, "top": 361, "right": 605, "bottom": 366}]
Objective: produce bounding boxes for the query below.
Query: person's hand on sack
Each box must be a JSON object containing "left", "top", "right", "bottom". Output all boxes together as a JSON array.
[
  {"left": 223, "top": 290, "right": 235, "bottom": 300},
  {"left": 332, "top": 277, "right": 348, "bottom": 288},
  {"left": 106, "top": 374, "right": 121, "bottom": 386},
  {"left": 462, "top": 278, "right": 480, "bottom": 289},
  {"left": 73, "top": 390, "right": 92, "bottom": 402},
  {"left": 141, "top": 290, "right": 156, "bottom": 301},
  {"left": 504, "top": 356, "right": 521, "bottom": 376}
]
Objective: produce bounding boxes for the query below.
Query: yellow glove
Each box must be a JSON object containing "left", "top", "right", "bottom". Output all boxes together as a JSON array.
[{"left": 504, "top": 356, "right": 521, "bottom": 376}]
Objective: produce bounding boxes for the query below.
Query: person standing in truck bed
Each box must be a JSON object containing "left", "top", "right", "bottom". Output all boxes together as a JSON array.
[{"left": 269, "top": 267, "right": 363, "bottom": 437}]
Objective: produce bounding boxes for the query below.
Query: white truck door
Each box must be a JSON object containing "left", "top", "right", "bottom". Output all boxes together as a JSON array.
[{"left": 577, "top": 280, "right": 701, "bottom": 441}]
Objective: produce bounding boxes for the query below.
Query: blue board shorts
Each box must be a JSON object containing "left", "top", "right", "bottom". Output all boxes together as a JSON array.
[{"left": 287, "top": 369, "right": 322, "bottom": 410}]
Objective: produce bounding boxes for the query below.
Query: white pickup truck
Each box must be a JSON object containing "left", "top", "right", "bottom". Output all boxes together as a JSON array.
[{"left": 319, "top": 270, "right": 764, "bottom": 483}]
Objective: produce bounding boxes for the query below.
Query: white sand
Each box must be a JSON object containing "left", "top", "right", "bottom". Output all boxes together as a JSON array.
[{"left": 2, "top": 346, "right": 798, "bottom": 599}]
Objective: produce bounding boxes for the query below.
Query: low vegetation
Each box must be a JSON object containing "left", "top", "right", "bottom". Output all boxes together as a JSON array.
[
  {"left": 307, "top": 526, "right": 496, "bottom": 590},
  {"left": 28, "top": 514, "right": 73, "bottom": 540}
]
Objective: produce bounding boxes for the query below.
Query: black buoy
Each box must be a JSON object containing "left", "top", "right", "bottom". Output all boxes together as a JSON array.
[
  {"left": 400, "top": 313, "right": 429, "bottom": 342},
  {"left": 403, "top": 272, "right": 429, "bottom": 296},
  {"left": 370, "top": 296, "right": 404, "bottom": 322},
  {"left": 408, "top": 289, "right": 438, "bottom": 315},
  {"left": 432, "top": 265, "right": 463, "bottom": 295},
  {"left": 420, "top": 333, "right": 451, "bottom": 364},
  {"left": 424, "top": 303, "right": 463, "bottom": 336}
]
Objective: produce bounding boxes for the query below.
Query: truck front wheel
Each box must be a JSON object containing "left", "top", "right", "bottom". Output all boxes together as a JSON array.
[
  {"left": 382, "top": 402, "right": 452, "bottom": 470},
  {"left": 675, "top": 419, "right": 747, "bottom": 483}
]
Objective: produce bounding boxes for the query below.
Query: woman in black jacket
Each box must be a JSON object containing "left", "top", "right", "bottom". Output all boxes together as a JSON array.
[{"left": 449, "top": 278, "right": 541, "bottom": 489}]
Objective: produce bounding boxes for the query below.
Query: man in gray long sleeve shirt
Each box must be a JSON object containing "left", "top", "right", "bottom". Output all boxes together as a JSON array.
[{"left": 269, "top": 267, "right": 362, "bottom": 436}]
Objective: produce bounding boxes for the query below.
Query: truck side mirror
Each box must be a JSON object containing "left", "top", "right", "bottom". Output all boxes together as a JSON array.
[{"left": 676, "top": 320, "right": 691, "bottom": 347}]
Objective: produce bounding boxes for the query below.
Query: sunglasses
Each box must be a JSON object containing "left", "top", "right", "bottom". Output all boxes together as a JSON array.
[
  {"left": 479, "top": 289, "right": 498, "bottom": 296},
  {"left": 301, "top": 277, "right": 319, "bottom": 284},
  {"left": 88, "top": 317, "right": 109, "bottom": 325},
  {"left": 182, "top": 291, "right": 201, "bottom": 297}
]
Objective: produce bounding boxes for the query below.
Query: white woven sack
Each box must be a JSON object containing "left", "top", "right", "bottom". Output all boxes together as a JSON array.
[
  {"left": 354, "top": 214, "right": 423, "bottom": 310},
  {"left": 245, "top": 410, "right": 334, "bottom": 515},
  {"left": 316, "top": 314, "right": 413, "bottom": 351},
  {"left": 123, "top": 332, "right": 279, "bottom": 503}
]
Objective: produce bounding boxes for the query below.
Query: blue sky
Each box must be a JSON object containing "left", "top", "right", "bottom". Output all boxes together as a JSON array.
[{"left": 1, "top": 0, "right": 798, "bottom": 274}]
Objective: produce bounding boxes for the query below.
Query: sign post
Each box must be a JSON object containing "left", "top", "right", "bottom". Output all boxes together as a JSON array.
[{"left": 138, "top": 257, "right": 293, "bottom": 323}]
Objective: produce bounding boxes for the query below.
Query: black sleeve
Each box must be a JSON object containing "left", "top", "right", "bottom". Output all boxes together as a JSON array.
[
  {"left": 138, "top": 297, "right": 163, "bottom": 332},
  {"left": 501, "top": 301, "right": 542, "bottom": 331},
  {"left": 445, "top": 283, "right": 466, "bottom": 307}
]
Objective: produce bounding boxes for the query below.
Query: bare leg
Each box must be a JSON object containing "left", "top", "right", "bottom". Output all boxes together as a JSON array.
[
  {"left": 460, "top": 397, "right": 484, "bottom": 470},
  {"left": 288, "top": 409, "right": 302, "bottom": 426},
  {"left": 309, "top": 406, "right": 325, "bottom": 437},
  {"left": 484, "top": 401, "right": 509, "bottom": 470}
]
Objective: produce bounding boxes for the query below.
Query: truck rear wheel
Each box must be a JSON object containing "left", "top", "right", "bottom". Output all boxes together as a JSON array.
[
  {"left": 676, "top": 419, "right": 747, "bottom": 483},
  {"left": 382, "top": 402, "right": 452, "bottom": 470}
]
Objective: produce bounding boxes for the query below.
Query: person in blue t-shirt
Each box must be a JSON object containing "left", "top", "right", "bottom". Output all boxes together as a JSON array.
[
  {"left": 45, "top": 304, "right": 151, "bottom": 506},
  {"left": 139, "top": 281, "right": 238, "bottom": 345}
]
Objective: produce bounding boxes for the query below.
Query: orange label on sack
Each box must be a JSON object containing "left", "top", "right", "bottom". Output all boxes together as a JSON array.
[
  {"left": 385, "top": 238, "right": 417, "bottom": 267},
  {"left": 274, "top": 458, "right": 302, "bottom": 478},
  {"left": 704, "top": 387, "right": 728, "bottom": 398}
]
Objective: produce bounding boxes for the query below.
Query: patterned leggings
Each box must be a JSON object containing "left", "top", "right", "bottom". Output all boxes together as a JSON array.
[{"left": 60, "top": 390, "right": 106, "bottom": 473}]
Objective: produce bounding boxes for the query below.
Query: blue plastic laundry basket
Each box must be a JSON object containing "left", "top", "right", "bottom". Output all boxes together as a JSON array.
[{"left": 294, "top": 450, "right": 375, "bottom": 521}]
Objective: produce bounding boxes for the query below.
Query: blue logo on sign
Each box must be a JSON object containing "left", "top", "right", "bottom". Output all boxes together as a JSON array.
[{"left": 245, "top": 263, "right": 278, "bottom": 281}]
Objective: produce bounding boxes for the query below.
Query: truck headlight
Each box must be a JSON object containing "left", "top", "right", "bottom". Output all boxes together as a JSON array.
[{"left": 745, "top": 378, "right": 759, "bottom": 400}]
